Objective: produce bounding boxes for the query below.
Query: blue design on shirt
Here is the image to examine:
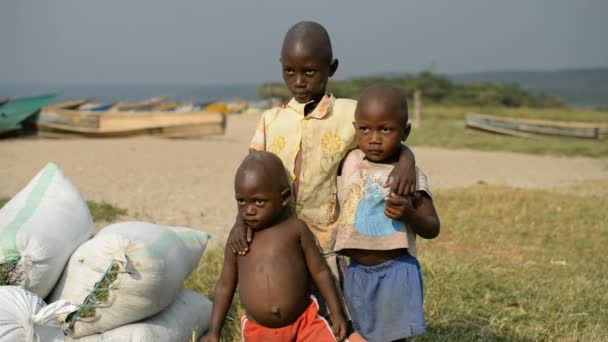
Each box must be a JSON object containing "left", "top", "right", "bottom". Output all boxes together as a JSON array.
[{"left": 354, "top": 178, "right": 405, "bottom": 236}]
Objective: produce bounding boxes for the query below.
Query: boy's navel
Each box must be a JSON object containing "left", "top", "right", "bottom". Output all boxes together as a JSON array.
[{"left": 271, "top": 305, "right": 281, "bottom": 316}]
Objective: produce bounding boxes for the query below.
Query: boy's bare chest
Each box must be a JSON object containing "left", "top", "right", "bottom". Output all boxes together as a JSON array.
[{"left": 240, "top": 229, "right": 301, "bottom": 263}]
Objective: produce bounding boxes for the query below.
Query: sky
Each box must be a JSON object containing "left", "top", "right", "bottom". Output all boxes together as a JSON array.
[{"left": 1, "top": 0, "right": 607, "bottom": 85}]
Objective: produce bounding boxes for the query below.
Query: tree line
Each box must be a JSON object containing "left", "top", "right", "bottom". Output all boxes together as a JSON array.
[{"left": 257, "top": 72, "right": 563, "bottom": 108}]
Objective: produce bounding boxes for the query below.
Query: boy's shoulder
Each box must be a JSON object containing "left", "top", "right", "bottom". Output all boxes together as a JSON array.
[
  {"left": 333, "top": 97, "right": 357, "bottom": 106},
  {"left": 269, "top": 217, "right": 310, "bottom": 239},
  {"left": 278, "top": 216, "right": 308, "bottom": 232},
  {"left": 332, "top": 97, "right": 357, "bottom": 116},
  {"left": 260, "top": 105, "right": 284, "bottom": 119},
  {"left": 340, "top": 149, "right": 366, "bottom": 175}
]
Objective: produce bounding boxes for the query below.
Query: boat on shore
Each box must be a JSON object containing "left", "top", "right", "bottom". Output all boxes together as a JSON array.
[
  {"left": 465, "top": 113, "right": 608, "bottom": 140},
  {"left": 37, "top": 99, "right": 225, "bottom": 139},
  {"left": 0, "top": 94, "right": 57, "bottom": 134}
]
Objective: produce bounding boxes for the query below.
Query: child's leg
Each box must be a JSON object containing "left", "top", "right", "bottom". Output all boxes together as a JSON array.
[{"left": 311, "top": 253, "right": 350, "bottom": 321}]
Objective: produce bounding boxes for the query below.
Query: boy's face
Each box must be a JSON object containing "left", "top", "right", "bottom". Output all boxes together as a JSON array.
[
  {"left": 235, "top": 171, "right": 288, "bottom": 230},
  {"left": 280, "top": 44, "right": 337, "bottom": 104},
  {"left": 354, "top": 100, "right": 410, "bottom": 163}
]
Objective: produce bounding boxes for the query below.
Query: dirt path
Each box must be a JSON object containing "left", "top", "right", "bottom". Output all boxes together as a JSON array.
[{"left": 1, "top": 115, "right": 607, "bottom": 245}]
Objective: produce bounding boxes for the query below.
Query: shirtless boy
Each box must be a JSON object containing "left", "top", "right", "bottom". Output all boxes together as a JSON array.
[{"left": 201, "top": 151, "right": 347, "bottom": 342}]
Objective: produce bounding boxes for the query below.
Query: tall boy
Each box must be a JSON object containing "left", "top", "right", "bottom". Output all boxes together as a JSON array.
[{"left": 229, "top": 21, "right": 418, "bottom": 257}]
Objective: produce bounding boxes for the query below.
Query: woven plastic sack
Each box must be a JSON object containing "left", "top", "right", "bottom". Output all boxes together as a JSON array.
[
  {"left": 0, "top": 163, "right": 93, "bottom": 298},
  {"left": 68, "top": 289, "right": 212, "bottom": 342},
  {"left": 50, "top": 222, "right": 209, "bottom": 338},
  {"left": 0, "top": 286, "right": 76, "bottom": 342}
]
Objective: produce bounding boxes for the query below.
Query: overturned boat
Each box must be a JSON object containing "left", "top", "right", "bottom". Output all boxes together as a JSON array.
[
  {"left": 0, "top": 94, "right": 57, "bottom": 135},
  {"left": 465, "top": 113, "right": 608, "bottom": 140}
]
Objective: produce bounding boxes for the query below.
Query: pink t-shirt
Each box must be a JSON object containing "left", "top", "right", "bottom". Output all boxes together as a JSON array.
[{"left": 334, "top": 149, "right": 432, "bottom": 257}]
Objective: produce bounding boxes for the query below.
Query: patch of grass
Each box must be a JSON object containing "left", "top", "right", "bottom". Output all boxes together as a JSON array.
[
  {"left": 413, "top": 185, "right": 608, "bottom": 341},
  {"left": 185, "top": 248, "right": 242, "bottom": 342},
  {"left": 0, "top": 197, "right": 127, "bottom": 222},
  {"left": 186, "top": 185, "right": 608, "bottom": 341},
  {"left": 423, "top": 105, "right": 608, "bottom": 123},
  {"left": 86, "top": 200, "right": 127, "bottom": 222},
  {"left": 408, "top": 106, "right": 608, "bottom": 158}
]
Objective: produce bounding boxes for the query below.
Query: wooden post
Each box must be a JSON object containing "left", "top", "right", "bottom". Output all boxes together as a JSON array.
[{"left": 413, "top": 89, "right": 422, "bottom": 128}]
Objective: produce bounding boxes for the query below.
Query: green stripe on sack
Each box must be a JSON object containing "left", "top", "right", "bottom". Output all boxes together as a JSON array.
[{"left": 0, "top": 163, "right": 58, "bottom": 263}]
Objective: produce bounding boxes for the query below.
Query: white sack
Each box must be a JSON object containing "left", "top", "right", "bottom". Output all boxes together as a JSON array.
[
  {"left": 68, "top": 289, "right": 212, "bottom": 342},
  {"left": 0, "top": 286, "right": 75, "bottom": 342},
  {"left": 50, "top": 222, "right": 209, "bottom": 338},
  {"left": 0, "top": 163, "right": 93, "bottom": 298}
]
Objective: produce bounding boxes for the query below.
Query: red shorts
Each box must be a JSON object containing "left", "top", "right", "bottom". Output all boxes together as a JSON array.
[{"left": 240, "top": 296, "right": 336, "bottom": 342}]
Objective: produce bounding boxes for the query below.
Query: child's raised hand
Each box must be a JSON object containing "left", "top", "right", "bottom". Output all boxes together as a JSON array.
[
  {"left": 385, "top": 192, "right": 418, "bottom": 221},
  {"left": 331, "top": 315, "right": 347, "bottom": 341}
]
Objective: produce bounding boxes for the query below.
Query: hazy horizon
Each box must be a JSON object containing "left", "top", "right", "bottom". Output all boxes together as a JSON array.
[{"left": 3, "top": 66, "right": 607, "bottom": 87}]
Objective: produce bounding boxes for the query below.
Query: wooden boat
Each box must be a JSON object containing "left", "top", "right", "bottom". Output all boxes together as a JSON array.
[
  {"left": 0, "top": 94, "right": 57, "bottom": 134},
  {"left": 115, "top": 96, "right": 168, "bottom": 111},
  {"left": 37, "top": 99, "right": 226, "bottom": 139},
  {"left": 78, "top": 102, "right": 115, "bottom": 112},
  {"left": 465, "top": 113, "right": 608, "bottom": 140}
]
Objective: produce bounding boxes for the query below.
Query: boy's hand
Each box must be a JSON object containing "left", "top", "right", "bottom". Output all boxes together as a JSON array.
[
  {"left": 331, "top": 315, "right": 347, "bottom": 341},
  {"left": 385, "top": 148, "right": 416, "bottom": 195},
  {"left": 227, "top": 220, "right": 253, "bottom": 255},
  {"left": 385, "top": 192, "right": 419, "bottom": 222},
  {"left": 199, "top": 333, "right": 220, "bottom": 342}
]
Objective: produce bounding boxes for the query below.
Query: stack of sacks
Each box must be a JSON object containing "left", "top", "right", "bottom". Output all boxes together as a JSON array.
[
  {"left": 50, "top": 221, "right": 211, "bottom": 339},
  {"left": 0, "top": 164, "right": 214, "bottom": 341},
  {"left": 0, "top": 163, "right": 93, "bottom": 297}
]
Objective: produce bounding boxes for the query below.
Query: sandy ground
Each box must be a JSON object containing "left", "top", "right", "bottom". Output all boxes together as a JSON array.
[{"left": 1, "top": 115, "right": 607, "bottom": 246}]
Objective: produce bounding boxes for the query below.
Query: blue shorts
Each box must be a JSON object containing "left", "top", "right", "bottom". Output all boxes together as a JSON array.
[{"left": 344, "top": 253, "right": 426, "bottom": 341}]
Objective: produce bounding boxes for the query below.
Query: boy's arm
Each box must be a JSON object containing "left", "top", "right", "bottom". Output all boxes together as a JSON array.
[
  {"left": 297, "top": 221, "right": 347, "bottom": 341},
  {"left": 385, "top": 191, "right": 440, "bottom": 239},
  {"left": 227, "top": 216, "right": 253, "bottom": 255},
  {"left": 386, "top": 145, "right": 416, "bottom": 195},
  {"left": 203, "top": 242, "right": 239, "bottom": 340}
]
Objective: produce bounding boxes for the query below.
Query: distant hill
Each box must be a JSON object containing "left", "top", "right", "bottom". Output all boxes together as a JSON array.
[{"left": 448, "top": 68, "right": 608, "bottom": 108}]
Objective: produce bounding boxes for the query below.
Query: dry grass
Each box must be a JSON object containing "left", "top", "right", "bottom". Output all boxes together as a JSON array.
[
  {"left": 186, "top": 183, "right": 608, "bottom": 341},
  {"left": 408, "top": 106, "right": 608, "bottom": 158},
  {"left": 414, "top": 183, "right": 608, "bottom": 341},
  {"left": 422, "top": 105, "right": 608, "bottom": 123}
]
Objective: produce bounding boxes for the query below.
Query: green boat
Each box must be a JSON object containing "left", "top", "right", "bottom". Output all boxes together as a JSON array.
[{"left": 0, "top": 94, "right": 57, "bottom": 133}]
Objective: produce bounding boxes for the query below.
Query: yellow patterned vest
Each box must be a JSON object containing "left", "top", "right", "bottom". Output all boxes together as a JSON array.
[{"left": 250, "top": 94, "right": 357, "bottom": 252}]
